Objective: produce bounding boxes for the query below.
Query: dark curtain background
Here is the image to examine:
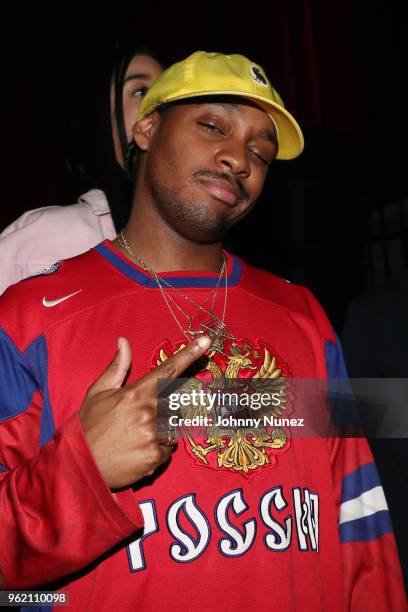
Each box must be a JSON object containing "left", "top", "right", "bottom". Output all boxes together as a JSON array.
[{"left": 2, "top": 0, "right": 407, "bottom": 330}]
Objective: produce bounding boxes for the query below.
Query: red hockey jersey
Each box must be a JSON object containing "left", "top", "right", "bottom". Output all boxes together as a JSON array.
[{"left": 0, "top": 241, "right": 405, "bottom": 611}]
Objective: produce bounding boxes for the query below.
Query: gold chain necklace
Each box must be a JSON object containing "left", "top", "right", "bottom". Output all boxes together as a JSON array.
[{"left": 117, "top": 231, "right": 236, "bottom": 351}]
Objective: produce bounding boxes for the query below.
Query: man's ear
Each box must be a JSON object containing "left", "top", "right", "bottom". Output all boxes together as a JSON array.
[{"left": 132, "top": 112, "right": 161, "bottom": 152}]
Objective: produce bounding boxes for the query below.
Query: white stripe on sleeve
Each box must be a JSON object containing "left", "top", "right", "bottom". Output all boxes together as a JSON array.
[{"left": 339, "top": 486, "right": 388, "bottom": 525}]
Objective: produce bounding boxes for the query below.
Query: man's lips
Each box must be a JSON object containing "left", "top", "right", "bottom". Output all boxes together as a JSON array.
[{"left": 199, "top": 178, "right": 241, "bottom": 206}]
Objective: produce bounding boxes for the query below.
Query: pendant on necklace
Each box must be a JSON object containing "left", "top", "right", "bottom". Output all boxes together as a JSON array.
[{"left": 184, "top": 313, "right": 235, "bottom": 353}]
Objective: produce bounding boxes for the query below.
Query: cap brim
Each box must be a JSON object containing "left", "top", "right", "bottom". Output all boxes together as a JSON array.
[{"left": 140, "top": 89, "right": 304, "bottom": 160}]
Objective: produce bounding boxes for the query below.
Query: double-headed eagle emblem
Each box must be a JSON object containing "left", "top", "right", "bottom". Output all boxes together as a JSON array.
[{"left": 156, "top": 339, "right": 291, "bottom": 475}]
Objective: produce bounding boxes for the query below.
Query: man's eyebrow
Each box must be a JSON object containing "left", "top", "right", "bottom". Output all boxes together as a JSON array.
[
  {"left": 206, "top": 102, "right": 278, "bottom": 142},
  {"left": 212, "top": 102, "right": 241, "bottom": 113},
  {"left": 123, "top": 73, "right": 151, "bottom": 84},
  {"left": 258, "top": 128, "right": 278, "bottom": 145},
  {"left": 196, "top": 101, "right": 239, "bottom": 114}
]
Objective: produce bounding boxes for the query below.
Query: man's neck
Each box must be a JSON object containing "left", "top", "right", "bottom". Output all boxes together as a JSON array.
[{"left": 114, "top": 201, "right": 225, "bottom": 274}]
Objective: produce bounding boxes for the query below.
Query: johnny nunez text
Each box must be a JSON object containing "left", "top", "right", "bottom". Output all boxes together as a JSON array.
[{"left": 168, "top": 415, "right": 304, "bottom": 428}]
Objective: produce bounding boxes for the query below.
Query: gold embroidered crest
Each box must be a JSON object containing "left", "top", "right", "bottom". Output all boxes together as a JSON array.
[{"left": 154, "top": 338, "right": 292, "bottom": 478}]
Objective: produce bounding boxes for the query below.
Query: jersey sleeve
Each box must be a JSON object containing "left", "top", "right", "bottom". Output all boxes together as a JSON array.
[
  {"left": 300, "top": 287, "right": 406, "bottom": 608},
  {"left": 0, "top": 325, "right": 143, "bottom": 588},
  {"left": 325, "top": 335, "right": 407, "bottom": 610}
]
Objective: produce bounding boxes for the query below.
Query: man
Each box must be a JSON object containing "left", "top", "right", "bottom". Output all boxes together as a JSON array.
[{"left": 0, "top": 51, "right": 405, "bottom": 610}]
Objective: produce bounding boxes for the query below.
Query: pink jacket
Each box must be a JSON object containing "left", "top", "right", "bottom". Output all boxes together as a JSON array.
[{"left": 0, "top": 190, "right": 116, "bottom": 295}]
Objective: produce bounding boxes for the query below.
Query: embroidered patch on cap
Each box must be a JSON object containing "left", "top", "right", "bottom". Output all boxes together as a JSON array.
[{"left": 250, "top": 65, "right": 269, "bottom": 87}]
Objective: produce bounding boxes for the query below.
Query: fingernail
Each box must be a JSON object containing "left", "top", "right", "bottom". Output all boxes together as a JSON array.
[{"left": 196, "top": 336, "right": 211, "bottom": 350}]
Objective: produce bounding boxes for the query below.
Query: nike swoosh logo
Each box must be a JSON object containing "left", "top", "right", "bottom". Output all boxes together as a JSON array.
[{"left": 42, "top": 290, "right": 82, "bottom": 308}]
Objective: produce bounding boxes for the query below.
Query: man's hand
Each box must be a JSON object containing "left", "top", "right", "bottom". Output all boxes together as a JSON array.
[{"left": 79, "top": 335, "right": 211, "bottom": 489}]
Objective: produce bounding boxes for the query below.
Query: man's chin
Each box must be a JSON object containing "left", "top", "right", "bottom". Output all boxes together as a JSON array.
[
  {"left": 179, "top": 223, "right": 228, "bottom": 245},
  {"left": 154, "top": 190, "right": 230, "bottom": 243}
]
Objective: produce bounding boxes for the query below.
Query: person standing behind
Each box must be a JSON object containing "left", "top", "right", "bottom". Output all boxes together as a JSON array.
[{"left": 0, "top": 38, "right": 163, "bottom": 295}]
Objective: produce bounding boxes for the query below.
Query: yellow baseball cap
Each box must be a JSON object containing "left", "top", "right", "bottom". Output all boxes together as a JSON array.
[{"left": 137, "top": 51, "right": 304, "bottom": 160}]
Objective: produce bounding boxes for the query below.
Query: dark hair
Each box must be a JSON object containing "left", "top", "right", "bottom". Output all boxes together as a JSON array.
[{"left": 63, "top": 37, "right": 163, "bottom": 231}]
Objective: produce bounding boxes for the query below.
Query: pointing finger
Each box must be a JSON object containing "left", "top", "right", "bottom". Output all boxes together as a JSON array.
[{"left": 135, "top": 335, "right": 211, "bottom": 390}]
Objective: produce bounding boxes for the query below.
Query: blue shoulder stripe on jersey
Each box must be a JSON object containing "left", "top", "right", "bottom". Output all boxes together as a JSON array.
[
  {"left": 339, "top": 509, "right": 393, "bottom": 542},
  {"left": 325, "top": 337, "right": 360, "bottom": 426},
  {"left": 95, "top": 242, "right": 242, "bottom": 288},
  {"left": 325, "top": 336, "right": 348, "bottom": 379},
  {"left": 341, "top": 462, "right": 381, "bottom": 504},
  {"left": 0, "top": 326, "right": 39, "bottom": 420},
  {"left": 0, "top": 463, "right": 7, "bottom": 472},
  {"left": 24, "top": 336, "right": 56, "bottom": 446}
]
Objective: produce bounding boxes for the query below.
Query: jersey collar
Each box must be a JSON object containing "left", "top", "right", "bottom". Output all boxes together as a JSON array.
[{"left": 94, "top": 240, "right": 242, "bottom": 288}]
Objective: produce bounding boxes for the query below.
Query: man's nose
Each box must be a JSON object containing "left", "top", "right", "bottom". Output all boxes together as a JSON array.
[{"left": 215, "top": 140, "right": 251, "bottom": 178}]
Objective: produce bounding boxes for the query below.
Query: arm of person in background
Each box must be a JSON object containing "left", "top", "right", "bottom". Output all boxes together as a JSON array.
[
  {"left": 341, "top": 297, "right": 376, "bottom": 378},
  {"left": 0, "top": 190, "right": 115, "bottom": 295},
  {"left": 0, "top": 327, "right": 210, "bottom": 588}
]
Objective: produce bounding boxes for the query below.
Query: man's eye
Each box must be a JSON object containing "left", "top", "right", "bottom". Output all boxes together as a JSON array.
[
  {"left": 249, "top": 149, "right": 269, "bottom": 165},
  {"left": 198, "top": 122, "right": 224, "bottom": 135},
  {"left": 131, "top": 86, "right": 148, "bottom": 98}
]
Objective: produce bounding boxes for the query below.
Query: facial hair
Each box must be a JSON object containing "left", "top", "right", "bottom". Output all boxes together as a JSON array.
[{"left": 149, "top": 176, "right": 231, "bottom": 245}]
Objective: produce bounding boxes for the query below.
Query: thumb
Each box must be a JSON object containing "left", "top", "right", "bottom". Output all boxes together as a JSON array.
[{"left": 88, "top": 337, "right": 132, "bottom": 395}]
